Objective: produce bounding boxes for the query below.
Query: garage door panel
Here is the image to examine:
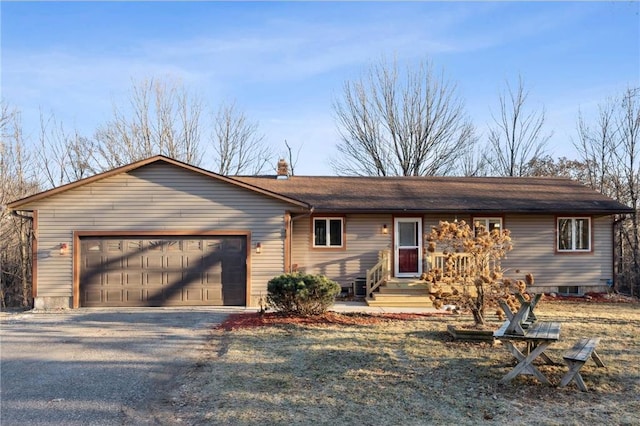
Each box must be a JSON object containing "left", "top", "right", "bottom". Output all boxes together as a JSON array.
[
  {"left": 104, "top": 255, "right": 125, "bottom": 270},
  {"left": 146, "top": 288, "right": 165, "bottom": 303},
  {"left": 144, "top": 255, "right": 164, "bottom": 269},
  {"left": 104, "top": 272, "right": 123, "bottom": 286},
  {"left": 80, "top": 236, "right": 247, "bottom": 307},
  {"left": 206, "top": 270, "right": 222, "bottom": 284},
  {"left": 126, "top": 272, "right": 143, "bottom": 285},
  {"left": 185, "top": 288, "right": 204, "bottom": 301},
  {"left": 83, "top": 290, "right": 102, "bottom": 304},
  {"left": 84, "top": 254, "right": 102, "bottom": 269},
  {"left": 145, "top": 272, "right": 164, "bottom": 286},
  {"left": 165, "top": 254, "right": 184, "bottom": 269},
  {"left": 125, "top": 255, "right": 144, "bottom": 269},
  {"left": 163, "top": 288, "right": 185, "bottom": 302},
  {"left": 83, "top": 272, "right": 102, "bottom": 286},
  {"left": 124, "top": 290, "right": 144, "bottom": 303},
  {"left": 223, "top": 283, "right": 246, "bottom": 305},
  {"left": 205, "top": 287, "right": 223, "bottom": 302},
  {"left": 105, "top": 290, "right": 124, "bottom": 303}
]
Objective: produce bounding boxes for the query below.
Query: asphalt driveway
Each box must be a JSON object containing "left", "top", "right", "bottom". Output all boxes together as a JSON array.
[{"left": 0, "top": 308, "right": 240, "bottom": 425}]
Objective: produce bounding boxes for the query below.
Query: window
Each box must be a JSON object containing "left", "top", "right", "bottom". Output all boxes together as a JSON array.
[
  {"left": 107, "top": 240, "right": 122, "bottom": 252},
  {"left": 558, "top": 286, "right": 580, "bottom": 295},
  {"left": 313, "top": 217, "right": 344, "bottom": 248},
  {"left": 473, "top": 217, "right": 503, "bottom": 234},
  {"left": 557, "top": 217, "right": 591, "bottom": 252}
]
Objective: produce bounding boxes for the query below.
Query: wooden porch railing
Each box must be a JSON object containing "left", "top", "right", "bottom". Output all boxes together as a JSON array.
[
  {"left": 364, "top": 250, "right": 473, "bottom": 298},
  {"left": 428, "top": 252, "right": 474, "bottom": 277},
  {"left": 365, "top": 249, "right": 391, "bottom": 297}
]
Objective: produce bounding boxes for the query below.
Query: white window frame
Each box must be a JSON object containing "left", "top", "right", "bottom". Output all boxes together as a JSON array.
[
  {"left": 557, "top": 217, "right": 591, "bottom": 252},
  {"left": 473, "top": 217, "right": 503, "bottom": 233},
  {"left": 312, "top": 217, "right": 344, "bottom": 248}
]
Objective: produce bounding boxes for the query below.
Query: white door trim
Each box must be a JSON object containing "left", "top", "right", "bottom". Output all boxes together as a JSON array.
[{"left": 394, "top": 217, "right": 423, "bottom": 278}]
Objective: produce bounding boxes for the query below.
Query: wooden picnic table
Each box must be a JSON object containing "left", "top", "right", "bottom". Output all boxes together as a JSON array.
[{"left": 494, "top": 320, "right": 561, "bottom": 385}]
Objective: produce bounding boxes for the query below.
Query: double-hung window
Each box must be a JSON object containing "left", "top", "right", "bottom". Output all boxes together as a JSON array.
[
  {"left": 473, "top": 217, "right": 503, "bottom": 234},
  {"left": 313, "top": 217, "right": 344, "bottom": 248},
  {"left": 557, "top": 217, "right": 591, "bottom": 252}
]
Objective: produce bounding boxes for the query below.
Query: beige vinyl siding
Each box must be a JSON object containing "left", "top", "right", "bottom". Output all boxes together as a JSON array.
[
  {"left": 424, "top": 214, "right": 614, "bottom": 293},
  {"left": 292, "top": 214, "right": 392, "bottom": 286},
  {"left": 504, "top": 215, "right": 613, "bottom": 292},
  {"left": 21, "top": 163, "right": 292, "bottom": 305}
]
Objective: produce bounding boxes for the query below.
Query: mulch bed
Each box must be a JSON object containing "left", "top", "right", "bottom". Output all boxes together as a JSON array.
[
  {"left": 544, "top": 292, "right": 638, "bottom": 303},
  {"left": 216, "top": 311, "right": 452, "bottom": 331},
  {"left": 216, "top": 293, "right": 638, "bottom": 331}
]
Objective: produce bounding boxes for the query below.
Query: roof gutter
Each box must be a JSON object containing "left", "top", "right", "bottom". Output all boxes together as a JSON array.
[
  {"left": 291, "top": 206, "right": 315, "bottom": 221},
  {"left": 11, "top": 209, "right": 34, "bottom": 221}
]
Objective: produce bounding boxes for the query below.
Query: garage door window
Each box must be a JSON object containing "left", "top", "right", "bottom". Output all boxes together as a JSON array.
[{"left": 128, "top": 241, "right": 142, "bottom": 251}]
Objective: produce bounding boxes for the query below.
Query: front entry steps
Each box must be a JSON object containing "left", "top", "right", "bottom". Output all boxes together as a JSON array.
[{"left": 366, "top": 278, "right": 434, "bottom": 307}]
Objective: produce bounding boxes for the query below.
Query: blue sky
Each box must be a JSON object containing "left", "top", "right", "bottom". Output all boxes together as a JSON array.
[{"left": 2, "top": 1, "right": 639, "bottom": 175}]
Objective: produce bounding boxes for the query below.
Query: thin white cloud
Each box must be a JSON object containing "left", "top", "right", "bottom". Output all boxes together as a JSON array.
[
  {"left": 2, "top": 2, "right": 636, "bottom": 174},
  {"left": 4, "top": 2, "right": 592, "bottom": 103}
]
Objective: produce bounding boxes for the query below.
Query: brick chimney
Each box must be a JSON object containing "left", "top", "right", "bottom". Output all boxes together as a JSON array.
[{"left": 277, "top": 158, "right": 289, "bottom": 179}]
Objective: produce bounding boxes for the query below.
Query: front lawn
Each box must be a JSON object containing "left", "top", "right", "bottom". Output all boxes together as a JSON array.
[{"left": 167, "top": 300, "right": 639, "bottom": 425}]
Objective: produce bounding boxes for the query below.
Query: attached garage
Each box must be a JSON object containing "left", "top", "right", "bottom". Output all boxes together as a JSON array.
[
  {"left": 79, "top": 235, "right": 247, "bottom": 307},
  {"left": 6, "top": 156, "right": 310, "bottom": 310}
]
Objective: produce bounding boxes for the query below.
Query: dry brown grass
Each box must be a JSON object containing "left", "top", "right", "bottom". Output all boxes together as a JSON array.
[{"left": 167, "top": 301, "right": 640, "bottom": 425}]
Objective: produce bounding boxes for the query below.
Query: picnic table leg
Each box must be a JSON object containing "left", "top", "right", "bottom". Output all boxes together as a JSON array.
[
  {"left": 499, "top": 299, "right": 514, "bottom": 322},
  {"left": 505, "top": 302, "right": 530, "bottom": 335},
  {"left": 500, "top": 341, "right": 552, "bottom": 385},
  {"left": 515, "top": 292, "right": 541, "bottom": 322},
  {"left": 560, "top": 360, "right": 588, "bottom": 391},
  {"left": 537, "top": 351, "right": 555, "bottom": 365},
  {"left": 529, "top": 341, "right": 556, "bottom": 365},
  {"left": 591, "top": 351, "right": 605, "bottom": 368}
]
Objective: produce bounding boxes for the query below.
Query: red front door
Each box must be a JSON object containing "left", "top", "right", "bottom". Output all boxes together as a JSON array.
[{"left": 394, "top": 218, "right": 422, "bottom": 277}]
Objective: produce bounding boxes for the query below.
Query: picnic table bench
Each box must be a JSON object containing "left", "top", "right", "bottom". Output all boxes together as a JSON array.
[{"left": 560, "top": 337, "right": 605, "bottom": 391}]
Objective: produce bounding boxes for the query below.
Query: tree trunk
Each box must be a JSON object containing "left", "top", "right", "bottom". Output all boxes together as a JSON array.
[{"left": 19, "top": 217, "right": 30, "bottom": 307}]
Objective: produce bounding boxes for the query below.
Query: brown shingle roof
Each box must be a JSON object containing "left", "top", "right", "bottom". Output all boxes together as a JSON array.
[{"left": 234, "top": 175, "right": 633, "bottom": 214}]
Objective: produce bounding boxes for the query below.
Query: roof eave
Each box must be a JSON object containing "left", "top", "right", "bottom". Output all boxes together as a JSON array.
[{"left": 309, "top": 207, "right": 635, "bottom": 215}]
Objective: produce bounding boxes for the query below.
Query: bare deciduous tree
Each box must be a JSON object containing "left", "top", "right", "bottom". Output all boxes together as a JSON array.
[
  {"left": 527, "top": 155, "right": 591, "bottom": 182},
  {"left": 211, "top": 101, "right": 271, "bottom": 175},
  {"left": 94, "top": 77, "right": 203, "bottom": 169},
  {"left": 575, "top": 100, "right": 618, "bottom": 196},
  {"left": 486, "top": 76, "right": 551, "bottom": 176},
  {"left": 1, "top": 103, "right": 39, "bottom": 307},
  {"left": 332, "top": 58, "right": 477, "bottom": 176},
  {"left": 612, "top": 88, "right": 640, "bottom": 296},
  {"left": 458, "top": 143, "right": 490, "bottom": 177},
  {"left": 575, "top": 87, "right": 640, "bottom": 295},
  {"left": 36, "top": 111, "right": 98, "bottom": 188},
  {"left": 283, "top": 139, "right": 302, "bottom": 176}
]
